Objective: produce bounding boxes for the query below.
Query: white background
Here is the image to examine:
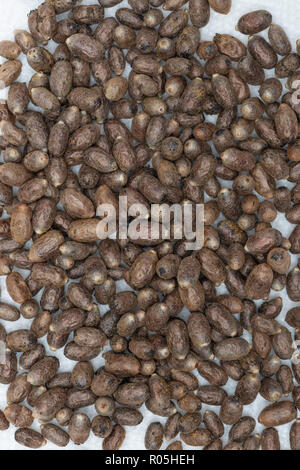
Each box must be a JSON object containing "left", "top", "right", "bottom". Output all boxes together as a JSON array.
[{"left": 0, "top": 0, "right": 299, "bottom": 450}]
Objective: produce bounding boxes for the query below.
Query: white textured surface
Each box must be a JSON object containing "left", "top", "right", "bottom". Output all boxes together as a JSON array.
[{"left": 0, "top": 0, "right": 299, "bottom": 451}]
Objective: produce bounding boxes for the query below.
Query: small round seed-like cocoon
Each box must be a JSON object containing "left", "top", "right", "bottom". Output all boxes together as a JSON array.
[{"left": 103, "top": 77, "right": 128, "bottom": 101}]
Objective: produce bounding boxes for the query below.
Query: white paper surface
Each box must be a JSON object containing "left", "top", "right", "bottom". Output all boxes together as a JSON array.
[{"left": 0, "top": 0, "right": 299, "bottom": 450}]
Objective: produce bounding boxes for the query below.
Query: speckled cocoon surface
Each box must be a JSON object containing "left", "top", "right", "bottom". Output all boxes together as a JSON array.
[{"left": 0, "top": 0, "right": 299, "bottom": 451}]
